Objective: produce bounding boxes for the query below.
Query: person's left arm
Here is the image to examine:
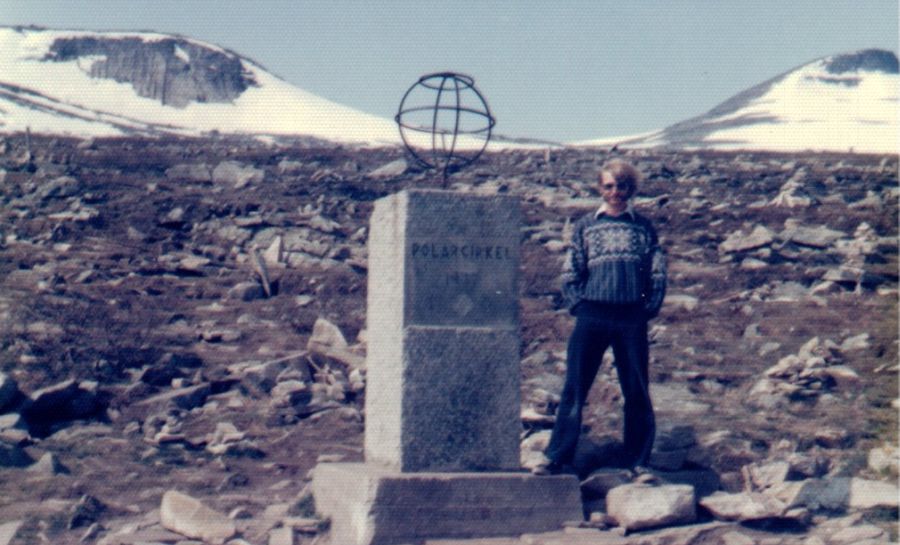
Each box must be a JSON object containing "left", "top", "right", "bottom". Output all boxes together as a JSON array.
[{"left": 643, "top": 223, "right": 667, "bottom": 319}]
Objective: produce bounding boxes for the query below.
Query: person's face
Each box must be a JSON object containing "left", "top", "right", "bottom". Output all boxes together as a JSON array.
[{"left": 599, "top": 172, "right": 633, "bottom": 206}]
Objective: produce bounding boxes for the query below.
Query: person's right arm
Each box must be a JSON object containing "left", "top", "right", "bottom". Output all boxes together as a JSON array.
[{"left": 561, "top": 219, "right": 588, "bottom": 314}]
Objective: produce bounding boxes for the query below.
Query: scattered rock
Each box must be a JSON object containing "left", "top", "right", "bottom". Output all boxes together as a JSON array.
[
  {"left": 606, "top": 483, "right": 696, "bottom": 531},
  {"left": 719, "top": 225, "right": 775, "bottom": 253},
  {"left": 665, "top": 294, "right": 699, "bottom": 312},
  {"left": 228, "top": 280, "right": 266, "bottom": 301},
  {"left": 868, "top": 443, "right": 899, "bottom": 475},
  {"left": 38, "top": 175, "right": 81, "bottom": 199},
  {"left": 212, "top": 160, "right": 264, "bottom": 188},
  {"left": 165, "top": 163, "right": 212, "bottom": 182},
  {"left": 22, "top": 379, "right": 104, "bottom": 431},
  {"left": 779, "top": 220, "right": 844, "bottom": 248},
  {"left": 160, "top": 490, "right": 236, "bottom": 544},
  {"left": 69, "top": 494, "right": 107, "bottom": 530},
  {"left": 840, "top": 333, "right": 870, "bottom": 351},
  {"left": 27, "top": 452, "right": 69, "bottom": 475},
  {"left": 0, "top": 520, "right": 23, "bottom": 545},
  {"left": 699, "top": 491, "right": 788, "bottom": 521},
  {"left": 368, "top": 158, "right": 407, "bottom": 179}
]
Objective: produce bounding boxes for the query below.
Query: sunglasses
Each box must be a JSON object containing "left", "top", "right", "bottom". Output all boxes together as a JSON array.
[{"left": 600, "top": 183, "right": 631, "bottom": 191}]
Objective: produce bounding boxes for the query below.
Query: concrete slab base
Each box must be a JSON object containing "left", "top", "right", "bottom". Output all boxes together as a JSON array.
[{"left": 312, "top": 463, "right": 584, "bottom": 545}]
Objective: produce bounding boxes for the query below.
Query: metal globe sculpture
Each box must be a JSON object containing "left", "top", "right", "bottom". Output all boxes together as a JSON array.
[{"left": 395, "top": 72, "right": 495, "bottom": 181}]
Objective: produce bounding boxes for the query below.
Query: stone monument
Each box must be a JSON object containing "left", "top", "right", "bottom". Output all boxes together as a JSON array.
[{"left": 312, "top": 190, "right": 582, "bottom": 545}]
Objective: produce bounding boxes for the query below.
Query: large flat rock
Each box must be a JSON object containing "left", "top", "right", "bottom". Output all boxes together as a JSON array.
[{"left": 312, "top": 463, "right": 583, "bottom": 545}]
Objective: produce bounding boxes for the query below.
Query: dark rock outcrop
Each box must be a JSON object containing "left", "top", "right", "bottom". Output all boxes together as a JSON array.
[{"left": 45, "top": 36, "right": 256, "bottom": 108}]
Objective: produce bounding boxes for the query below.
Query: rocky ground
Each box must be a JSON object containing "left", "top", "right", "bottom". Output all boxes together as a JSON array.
[{"left": 0, "top": 134, "right": 897, "bottom": 545}]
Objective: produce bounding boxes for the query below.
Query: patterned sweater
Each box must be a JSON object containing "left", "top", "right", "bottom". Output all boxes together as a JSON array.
[{"left": 561, "top": 209, "right": 667, "bottom": 318}]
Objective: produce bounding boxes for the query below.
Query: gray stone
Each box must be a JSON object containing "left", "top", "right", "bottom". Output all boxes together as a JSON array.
[
  {"left": 165, "top": 163, "right": 212, "bottom": 182},
  {"left": 277, "top": 159, "right": 304, "bottom": 175},
  {"left": 719, "top": 225, "right": 775, "bottom": 253},
  {"left": 605, "top": 483, "right": 696, "bottom": 531},
  {"left": 311, "top": 463, "right": 582, "bottom": 545},
  {"left": 867, "top": 444, "right": 899, "bottom": 475},
  {"left": 212, "top": 160, "right": 264, "bottom": 188},
  {"left": 307, "top": 317, "right": 349, "bottom": 353},
  {"left": 368, "top": 158, "right": 407, "bottom": 179},
  {"left": 783, "top": 477, "right": 899, "bottom": 510},
  {"left": 743, "top": 461, "right": 789, "bottom": 491},
  {"left": 840, "top": 333, "right": 870, "bottom": 351},
  {"left": 38, "top": 175, "right": 81, "bottom": 199},
  {"left": 27, "top": 452, "right": 69, "bottom": 475},
  {"left": 23, "top": 379, "right": 102, "bottom": 425},
  {"left": 0, "top": 520, "right": 23, "bottom": 545},
  {"left": 135, "top": 383, "right": 211, "bottom": 411},
  {"left": 665, "top": 294, "right": 699, "bottom": 312},
  {"left": 160, "top": 490, "right": 236, "bottom": 544},
  {"left": 779, "top": 221, "right": 845, "bottom": 248},
  {"left": 829, "top": 524, "right": 886, "bottom": 543},
  {"left": 365, "top": 190, "right": 521, "bottom": 472},
  {"left": 268, "top": 526, "right": 295, "bottom": 545},
  {"left": 699, "top": 491, "right": 787, "bottom": 521},
  {"left": 227, "top": 281, "right": 265, "bottom": 301}
]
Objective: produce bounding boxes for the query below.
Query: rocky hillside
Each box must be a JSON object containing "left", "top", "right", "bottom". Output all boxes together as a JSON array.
[
  {"left": 46, "top": 35, "right": 255, "bottom": 108},
  {"left": 0, "top": 134, "right": 897, "bottom": 545}
]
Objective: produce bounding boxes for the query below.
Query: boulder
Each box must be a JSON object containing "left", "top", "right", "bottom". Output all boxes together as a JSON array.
[
  {"left": 779, "top": 221, "right": 845, "bottom": 248},
  {"left": 27, "top": 452, "right": 69, "bottom": 475},
  {"left": 160, "top": 490, "right": 236, "bottom": 544},
  {"left": 840, "top": 333, "right": 870, "bottom": 351},
  {"left": 307, "top": 318, "right": 348, "bottom": 353},
  {"left": 743, "top": 461, "right": 789, "bottom": 491},
  {"left": 868, "top": 443, "right": 899, "bottom": 475},
  {"left": 228, "top": 280, "right": 266, "bottom": 301},
  {"left": 38, "top": 175, "right": 81, "bottom": 199},
  {"left": 368, "top": 158, "right": 407, "bottom": 179},
  {"left": 0, "top": 520, "right": 23, "bottom": 545},
  {"left": 699, "top": 491, "right": 787, "bottom": 521},
  {"left": 136, "top": 383, "right": 212, "bottom": 411},
  {"left": 719, "top": 225, "right": 775, "bottom": 253},
  {"left": 783, "top": 477, "right": 899, "bottom": 510},
  {"left": 606, "top": 483, "right": 696, "bottom": 531},
  {"left": 212, "top": 160, "right": 264, "bottom": 188},
  {"left": 665, "top": 294, "right": 699, "bottom": 312},
  {"left": 22, "top": 379, "right": 104, "bottom": 429}
]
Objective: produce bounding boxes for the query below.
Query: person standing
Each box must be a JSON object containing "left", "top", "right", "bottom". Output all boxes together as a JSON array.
[{"left": 535, "top": 159, "right": 666, "bottom": 475}]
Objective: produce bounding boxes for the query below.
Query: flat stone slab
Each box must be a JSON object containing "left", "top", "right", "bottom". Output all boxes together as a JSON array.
[{"left": 312, "top": 463, "right": 583, "bottom": 545}]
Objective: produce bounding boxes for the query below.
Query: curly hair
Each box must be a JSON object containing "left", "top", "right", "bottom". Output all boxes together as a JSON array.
[{"left": 599, "top": 159, "right": 641, "bottom": 197}]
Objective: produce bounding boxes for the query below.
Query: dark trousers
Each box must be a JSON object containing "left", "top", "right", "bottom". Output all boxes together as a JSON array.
[{"left": 545, "top": 302, "right": 655, "bottom": 468}]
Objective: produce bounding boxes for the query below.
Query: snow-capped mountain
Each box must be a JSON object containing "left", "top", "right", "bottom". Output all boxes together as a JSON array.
[
  {"left": 577, "top": 49, "right": 899, "bottom": 155},
  {"left": 0, "top": 26, "right": 401, "bottom": 145}
]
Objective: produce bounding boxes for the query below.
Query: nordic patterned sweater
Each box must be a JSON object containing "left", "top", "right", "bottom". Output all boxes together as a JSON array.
[{"left": 561, "top": 209, "right": 667, "bottom": 318}]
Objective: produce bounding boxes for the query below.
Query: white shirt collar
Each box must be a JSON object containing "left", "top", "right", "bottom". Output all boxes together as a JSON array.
[{"left": 595, "top": 201, "right": 635, "bottom": 219}]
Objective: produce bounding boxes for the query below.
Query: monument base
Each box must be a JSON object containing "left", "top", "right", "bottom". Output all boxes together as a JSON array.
[{"left": 311, "top": 463, "right": 584, "bottom": 545}]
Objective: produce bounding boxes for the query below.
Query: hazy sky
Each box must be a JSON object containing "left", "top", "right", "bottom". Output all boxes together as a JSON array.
[{"left": 2, "top": 1, "right": 897, "bottom": 142}]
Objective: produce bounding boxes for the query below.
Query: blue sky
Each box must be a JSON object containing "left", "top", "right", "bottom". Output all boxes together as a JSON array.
[{"left": 2, "top": 0, "right": 897, "bottom": 141}]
